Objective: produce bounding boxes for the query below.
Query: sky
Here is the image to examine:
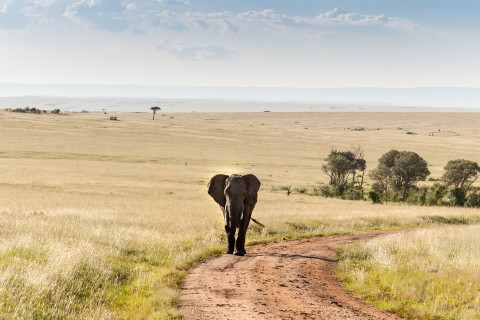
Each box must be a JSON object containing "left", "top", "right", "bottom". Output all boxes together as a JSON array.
[{"left": 1, "top": 0, "right": 480, "bottom": 91}]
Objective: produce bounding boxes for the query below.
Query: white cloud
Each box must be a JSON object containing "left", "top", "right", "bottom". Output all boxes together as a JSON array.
[
  {"left": 0, "top": 0, "right": 12, "bottom": 13},
  {"left": 304, "top": 8, "right": 418, "bottom": 31},
  {"left": 145, "top": 8, "right": 421, "bottom": 36},
  {"left": 63, "top": 0, "right": 130, "bottom": 32},
  {"left": 0, "top": 2, "right": 423, "bottom": 35},
  {"left": 33, "top": 0, "right": 58, "bottom": 7},
  {"left": 123, "top": 2, "right": 136, "bottom": 12},
  {"left": 156, "top": 40, "right": 238, "bottom": 60},
  {"left": 155, "top": 0, "right": 190, "bottom": 4}
]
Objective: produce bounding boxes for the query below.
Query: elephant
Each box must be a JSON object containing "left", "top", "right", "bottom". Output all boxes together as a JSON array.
[{"left": 207, "top": 174, "right": 261, "bottom": 256}]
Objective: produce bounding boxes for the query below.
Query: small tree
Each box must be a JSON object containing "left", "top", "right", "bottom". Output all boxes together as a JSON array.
[
  {"left": 322, "top": 147, "right": 366, "bottom": 187},
  {"left": 369, "top": 164, "right": 392, "bottom": 203},
  {"left": 442, "top": 159, "right": 480, "bottom": 190},
  {"left": 371, "top": 150, "right": 430, "bottom": 202},
  {"left": 351, "top": 146, "right": 366, "bottom": 187},
  {"left": 151, "top": 106, "right": 161, "bottom": 120},
  {"left": 392, "top": 151, "right": 430, "bottom": 201},
  {"left": 322, "top": 152, "right": 353, "bottom": 186}
]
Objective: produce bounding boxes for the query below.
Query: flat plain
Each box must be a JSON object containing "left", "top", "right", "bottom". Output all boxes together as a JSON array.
[{"left": 1, "top": 110, "right": 480, "bottom": 319}]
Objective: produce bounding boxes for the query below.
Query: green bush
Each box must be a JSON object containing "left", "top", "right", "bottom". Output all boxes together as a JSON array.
[
  {"left": 314, "top": 184, "right": 364, "bottom": 200},
  {"left": 406, "top": 186, "right": 428, "bottom": 205},
  {"left": 334, "top": 183, "right": 346, "bottom": 196},
  {"left": 314, "top": 185, "right": 335, "bottom": 197},
  {"left": 367, "top": 190, "right": 382, "bottom": 204},
  {"left": 467, "top": 190, "right": 480, "bottom": 207},
  {"left": 294, "top": 187, "right": 307, "bottom": 194},
  {"left": 9, "top": 107, "right": 53, "bottom": 114},
  {"left": 425, "top": 183, "right": 447, "bottom": 206},
  {"left": 344, "top": 186, "right": 364, "bottom": 200},
  {"left": 449, "top": 187, "right": 467, "bottom": 206}
]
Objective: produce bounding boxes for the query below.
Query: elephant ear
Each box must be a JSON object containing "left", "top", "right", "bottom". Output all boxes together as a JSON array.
[
  {"left": 242, "top": 174, "right": 261, "bottom": 204},
  {"left": 207, "top": 174, "right": 229, "bottom": 206}
]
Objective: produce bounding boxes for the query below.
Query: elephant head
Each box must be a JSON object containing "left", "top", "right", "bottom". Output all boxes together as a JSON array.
[{"left": 207, "top": 174, "right": 261, "bottom": 256}]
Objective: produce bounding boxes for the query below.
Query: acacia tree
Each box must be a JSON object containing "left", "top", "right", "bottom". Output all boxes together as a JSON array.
[
  {"left": 370, "top": 150, "right": 430, "bottom": 202},
  {"left": 322, "top": 147, "right": 366, "bottom": 187},
  {"left": 442, "top": 159, "right": 480, "bottom": 189},
  {"left": 151, "top": 106, "right": 161, "bottom": 120},
  {"left": 392, "top": 151, "right": 430, "bottom": 201}
]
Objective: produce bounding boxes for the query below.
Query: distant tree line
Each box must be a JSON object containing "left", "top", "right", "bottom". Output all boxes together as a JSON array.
[
  {"left": 6, "top": 107, "right": 60, "bottom": 114},
  {"left": 317, "top": 147, "right": 480, "bottom": 208}
]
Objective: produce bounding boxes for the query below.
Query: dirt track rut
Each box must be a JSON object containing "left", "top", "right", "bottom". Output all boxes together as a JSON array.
[{"left": 179, "top": 231, "right": 403, "bottom": 320}]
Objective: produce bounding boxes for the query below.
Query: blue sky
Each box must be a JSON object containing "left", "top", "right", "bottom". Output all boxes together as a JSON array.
[{"left": 1, "top": 0, "right": 480, "bottom": 90}]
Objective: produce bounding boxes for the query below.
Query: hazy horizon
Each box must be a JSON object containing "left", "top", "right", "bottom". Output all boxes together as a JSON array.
[{"left": 2, "top": 84, "right": 480, "bottom": 111}]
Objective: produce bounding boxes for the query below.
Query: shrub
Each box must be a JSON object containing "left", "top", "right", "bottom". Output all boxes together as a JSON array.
[
  {"left": 425, "top": 184, "right": 447, "bottom": 206},
  {"left": 314, "top": 185, "right": 335, "bottom": 197},
  {"left": 294, "top": 187, "right": 307, "bottom": 194},
  {"left": 335, "top": 183, "right": 346, "bottom": 197},
  {"left": 449, "top": 187, "right": 466, "bottom": 206},
  {"left": 404, "top": 186, "right": 427, "bottom": 206},
  {"left": 344, "top": 186, "right": 364, "bottom": 200},
  {"left": 367, "top": 190, "right": 382, "bottom": 204},
  {"left": 467, "top": 190, "right": 480, "bottom": 207}
]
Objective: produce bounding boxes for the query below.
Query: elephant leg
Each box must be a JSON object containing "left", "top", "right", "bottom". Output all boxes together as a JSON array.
[
  {"left": 225, "top": 225, "right": 236, "bottom": 254},
  {"left": 234, "top": 212, "right": 251, "bottom": 256}
]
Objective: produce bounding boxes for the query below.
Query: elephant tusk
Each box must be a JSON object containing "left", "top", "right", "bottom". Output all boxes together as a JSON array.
[
  {"left": 225, "top": 213, "right": 228, "bottom": 226},
  {"left": 240, "top": 211, "right": 244, "bottom": 221}
]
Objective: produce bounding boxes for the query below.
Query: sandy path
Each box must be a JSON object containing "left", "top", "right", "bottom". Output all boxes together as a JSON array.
[{"left": 179, "top": 231, "right": 403, "bottom": 320}]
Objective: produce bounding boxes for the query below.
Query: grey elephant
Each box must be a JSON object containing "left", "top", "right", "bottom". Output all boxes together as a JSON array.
[{"left": 207, "top": 174, "right": 261, "bottom": 256}]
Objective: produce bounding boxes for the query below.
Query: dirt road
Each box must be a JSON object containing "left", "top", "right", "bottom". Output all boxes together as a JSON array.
[{"left": 179, "top": 231, "right": 403, "bottom": 320}]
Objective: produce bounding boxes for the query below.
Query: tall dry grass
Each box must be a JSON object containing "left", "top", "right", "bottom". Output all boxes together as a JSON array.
[
  {"left": 1, "top": 110, "right": 480, "bottom": 318},
  {"left": 337, "top": 225, "right": 480, "bottom": 319}
]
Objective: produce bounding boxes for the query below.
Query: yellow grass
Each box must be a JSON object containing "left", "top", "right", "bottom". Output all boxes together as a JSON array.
[
  {"left": 336, "top": 225, "right": 480, "bottom": 319},
  {"left": 1, "top": 110, "right": 480, "bottom": 318}
]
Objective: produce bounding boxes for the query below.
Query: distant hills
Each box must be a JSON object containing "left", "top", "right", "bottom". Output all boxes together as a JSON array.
[{"left": 1, "top": 84, "right": 480, "bottom": 111}]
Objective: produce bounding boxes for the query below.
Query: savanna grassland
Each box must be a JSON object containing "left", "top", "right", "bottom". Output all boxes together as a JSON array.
[
  {"left": 337, "top": 225, "right": 480, "bottom": 319},
  {"left": 1, "top": 110, "right": 480, "bottom": 319}
]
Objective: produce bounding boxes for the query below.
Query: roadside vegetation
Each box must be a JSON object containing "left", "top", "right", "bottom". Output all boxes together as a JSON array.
[
  {"left": 336, "top": 225, "right": 480, "bottom": 319},
  {"left": 1, "top": 111, "right": 480, "bottom": 319},
  {"left": 314, "top": 148, "right": 480, "bottom": 209}
]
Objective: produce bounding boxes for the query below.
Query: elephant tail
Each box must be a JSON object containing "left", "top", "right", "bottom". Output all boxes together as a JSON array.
[{"left": 251, "top": 218, "right": 265, "bottom": 228}]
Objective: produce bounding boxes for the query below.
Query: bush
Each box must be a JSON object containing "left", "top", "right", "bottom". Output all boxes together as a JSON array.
[
  {"left": 335, "top": 183, "right": 346, "bottom": 197},
  {"left": 314, "top": 185, "right": 335, "bottom": 197},
  {"left": 344, "top": 186, "right": 364, "bottom": 200},
  {"left": 9, "top": 107, "right": 52, "bottom": 114},
  {"left": 467, "top": 190, "right": 480, "bottom": 207},
  {"left": 449, "top": 187, "right": 466, "bottom": 206},
  {"left": 294, "top": 187, "right": 307, "bottom": 194},
  {"left": 367, "top": 190, "right": 382, "bottom": 204},
  {"left": 406, "top": 186, "right": 428, "bottom": 205},
  {"left": 425, "top": 184, "right": 447, "bottom": 206},
  {"left": 314, "top": 184, "right": 365, "bottom": 200}
]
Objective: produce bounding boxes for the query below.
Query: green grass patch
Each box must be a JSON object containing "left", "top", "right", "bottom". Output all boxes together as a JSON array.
[{"left": 336, "top": 224, "right": 480, "bottom": 319}]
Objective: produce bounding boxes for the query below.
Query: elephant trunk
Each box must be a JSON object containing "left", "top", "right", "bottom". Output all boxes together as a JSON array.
[{"left": 226, "top": 201, "right": 244, "bottom": 229}]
